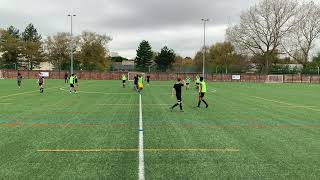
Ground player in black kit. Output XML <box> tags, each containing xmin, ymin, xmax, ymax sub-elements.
<box><xmin>171</xmin><ymin>78</ymin><xmax>186</xmax><ymax>112</ymax></box>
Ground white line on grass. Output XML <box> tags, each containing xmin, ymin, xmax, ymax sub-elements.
<box><xmin>0</xmin><ymin>86</ymin><xmax>59</xmax><ymax>99</ymax></box>
<box><xmin>138</xmin><ymin>93</ymin><xmax>145</xmax><ymax>180</ymax></box>
<box><xmin>59</xmin><ymin>87</ymin><xmax>136</xmax><ymax>95</ymax></box>
<box><xmin>98</xmin><ymin>104</ymin><xmax>171</xmax><ymax>106</ymax></box>
<box><xmin>0</xmin><ymin>103</ymin><xmax>12</xmax><ymax>105</ymax></box>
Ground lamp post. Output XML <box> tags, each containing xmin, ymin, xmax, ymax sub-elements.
<box><xmin>68</xmin><ymin>14</ymin><xmax>76</xmax><ymax>74</ymax></box>
<box><xmin>201</xmin><ymin>18</ymin><xmax>209</xmax><ymax>78</ymax></box>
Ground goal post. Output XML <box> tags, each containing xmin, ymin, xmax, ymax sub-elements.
<box><xmin>128</xmin><ymin>72</ymin><xmax>145</xmax><ymax>81</ymax></box>
<box><xmin>266</xmin><ymin>75</ymin><xmax>284</xmax><ymax>83</ymax></box>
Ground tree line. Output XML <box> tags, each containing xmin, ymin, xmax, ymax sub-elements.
<box><xmin>2</xmin><ymin>0</ymin><xmax>320</xmax><ymax>74</ymax></box>
<box><xmin>0</xmin><ymin>24</ymin><xmax>112</xmax><ymax>71</ymax></box>
<box><xmin>226</xmin><ymin>0</ymin><xmax>320</xmax><ymax>74</ymax></box>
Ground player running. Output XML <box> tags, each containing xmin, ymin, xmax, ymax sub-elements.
<box><xmin>38</xmin><ymin>76</ymin><xmax>45</xmax><ymax>93</ymax></box>
<box><xmin>122</xmin><ymin>74</ymin><xmax>127</xmax><ymax>88</ymax></box>
<box><xmin>17</xmin><ymin>73</ymin><xmax>22</xmax><ymax>88</ymax></box>
<box><xmin>185</xmin><ymin>75</ymin><xmax>191</xmax><ymax>90</ymax></box>
<box><xmin>197</xmin><ymin>77</ymin><xmax>209</xmax><ymax>108</ymax></box>
<box><xmin>195</xmin><ymin>75</ymin><xmax>200</xmax><ymax>90</ymax></box>
<box><xmin>171</xmin><ymin>78</ymin><xmax>185</xmax><ymax>112</ymax></box>
<box><xmin>69</xmin><ymin>74</ymin><xmax>76</xmax><ymax>93</ymax></box>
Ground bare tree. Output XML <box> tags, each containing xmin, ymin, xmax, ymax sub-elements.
<box><xmin>226</xmin><ymin>0</ymin><xmax>299</xmax><ymax>73</ymax></box>
<box><xmin>281</xmin><ymin>1</ymin><xmax>320</xmax><ymax>66</ymax></box>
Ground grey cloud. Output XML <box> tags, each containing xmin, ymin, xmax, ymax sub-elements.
<box><xmin>0</xmin><ymin>0</ymin><xmax>257</xmax><ymax>58</ymax></box>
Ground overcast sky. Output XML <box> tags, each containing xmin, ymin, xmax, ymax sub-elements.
<box><xmin>1</xmin><ymin>0</ymin><xmax>261</xmax><ymax>59</ymax></box>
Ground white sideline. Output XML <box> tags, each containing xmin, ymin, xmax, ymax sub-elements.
<box><xmin>138</xmin><ymin>93</ymin><xmax>145</xmax><ymax>180</ymax></box>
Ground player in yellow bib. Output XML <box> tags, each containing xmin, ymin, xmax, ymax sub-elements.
<box><xmin>138</xmin><ymin>74</ymin><xmax>144</xmax><ymax>93</ymax></box>
<box><xmin>197</xmin><ymin>77</ymin><xmax>208</xmax><ymax>108</ymax></box>
<box><xmin>69</xmin><ymin>74</ymin><xmax>76</xmax><ymax>93</ymax></box>
<box><xmin>195</xmin><ymin>75</ymin><xmax>200</xmax><ymax>90</ymax></box>
<box><xmin>122</xmin><ymin>74</ymin><xmax>127</xmax><ymax>88</ymax></box>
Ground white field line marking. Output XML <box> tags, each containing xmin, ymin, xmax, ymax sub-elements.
<box><xmin>0</xmin><ymin>86</ymin><xmax>59</xmax><ymax>99</ymax></box>
<box><xmin>98</xmin><ymin>104</ymin><xmax>171</xmax><ymax>106</ymax></box>
<box><xmin>59</xmin><ymin>87</ymin><xmax>135</xmax><ymax>95</ymax></box>
<box><xmin>210</xmin><ymin>89</ymin><xmax>217</xmax><ymax>93</ymax></box>
<box><xmin>37</xmin><ymin>148</ymin><xmax>240</xmax><ymax>153</ymax></box>
<box><xmin>251</xmin><ymin>96</ymin><xmax>320</xmax><ymax>112</ymax></box>
<box><xmin>138</xmin><ymin>93</ymin><xmax>145</xmax><ymax>180</ymax></box>
<box><xmin>0</xmin><ymin>103</ymin><xmax>12</xmax><ymax>105</ymax></box>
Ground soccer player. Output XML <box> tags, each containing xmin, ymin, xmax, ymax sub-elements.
<box><xmin>146</xmin><ymin>75</ymin><xmax>150</xmax><ymax>85</ymax></box>
<box><xmin>17</xmin><ymin>73</ymin><xmax>22</xmax><ymax>88</ymax></box>
<box><xmin>74</xmin><ymin>74</ymin><xmax>79</xmax><ymax>91</ymax></box>
<box><xmin>133</xmin><ymin>75</ymin><xmax>138</xmax><ymax>91</ymax></box>
<box><xmin>137</xmin><ymin>74</ymin><xmax>144</xmax><ymax>93</ymax></box>
<box><xmin>122</xmin><ymin>74</ymin><xmax>127</xmax><ymax>88</ymax></box>
<box><xmin>195</xmin><ymin>75</ymin><xmax>200</xmax><ymax>90</ymax></box>
<box><xmin>171</xmin><ymin>78</ymin><xmax>185</xmax><ymax>112</ymax></box>
<box><xmin>64</xmin><ymin>73</ymin><xmax>69</xmax><ymax>83</ymax></box>
<box><xmin>197</xmin><ymin>77</ymin><xmax>209</xmax><ymax>108</ymax></box>
<box><xmin>185</xmin><ymin>75</ymin><xmax>191</xmax><ymax>90</ymax></box>
<box><xmin>38</xmin><ymin>76</ymin><xmax>45</xmax><ymax>93</ymax></box>
<box><xmin>69</xmin><ymin>74</ymin><xmax>76</xmax><ymax>93</ymax></box>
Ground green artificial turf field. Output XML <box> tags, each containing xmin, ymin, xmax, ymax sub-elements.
<box><xmin>0</xmin><ymin>79</ymin><xmax>319</xmax><ymax>179</ymax></box>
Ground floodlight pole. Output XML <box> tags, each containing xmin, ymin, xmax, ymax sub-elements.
<box><xmin>68</xmin><ymin>14</ymin><xmax>76</xmax><ymax>74</ymax></box>
<box><xmin>201</xmin><ymin>18</ymin><xmax>209</xmax><ymax>78</ymax></box>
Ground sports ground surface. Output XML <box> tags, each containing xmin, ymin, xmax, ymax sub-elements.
<box><xmin>0</xmin><ymin>79</ymin><xmax>319</xmax><ymax>179</ymax></box>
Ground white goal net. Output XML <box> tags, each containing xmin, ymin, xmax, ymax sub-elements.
<box><xmin>266</xmin><ymin>75</ymin><xmax>284</xmax><ymax>83</ymax></box>
<box><xmin>128</xmin><ymin>72</ymin><xmax>145</xmax><ymax>81</ymax></box>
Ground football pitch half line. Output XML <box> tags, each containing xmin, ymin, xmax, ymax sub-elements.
<box><xmin>138</xmin><ymin>93</ymin><xmax>145</xmax><ymax>180</ymax></box>
<box><xmin>37</xmin><ymin>148</ymin><xmax>240</xmax><ymax>153</ymax></box>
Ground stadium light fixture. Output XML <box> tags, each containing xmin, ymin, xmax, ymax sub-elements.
<box><xmin>201</xmin><ymin>18</ymin><xmax>209</xmax><ymax>78</ymax></box>
<box><xmin>68</xmin><ymin>14</ymin><xmax>76</xmax><ymax>74</ymax></box>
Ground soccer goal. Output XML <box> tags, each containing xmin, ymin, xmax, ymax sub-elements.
<box><xmin>128</xmin><ymin>72</ymin><xmax>145</xmax><ymax>81</ymax></box>
<box><xmin>266</xmin><ymin>75</ymin><xmax>284</xmax><ymax>83</ymax></box>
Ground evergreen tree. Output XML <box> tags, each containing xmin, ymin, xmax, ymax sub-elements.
<box><xmin>21</xmin><ymin>23</ymin><xmax>44</xmax><ymax>70</ymax></box>
<box><xmin>135</xmin><ymin>40</ymin><xmax>153</xmax><ymax>72</ymax></box>
<box><xmin>154</xmin><ymin>46</ymin><xmax>176</xmax><ymax>72</ymax></box>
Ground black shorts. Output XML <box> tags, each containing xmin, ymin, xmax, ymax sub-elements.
<box><xmin>123</xmin><ymin>80</ymin><xmax>126</xmax><ymax>83</ymax></box>
<box><xmin>70</xmin><ymin>84</ymin><xmax>75</xmax><ymax>88</ymax></box>
<box><xmin>39</xmin><ymin>83</ymin><xmax>43</xmax><ymax>86</ymax></box>
<box><xmin>176</xmin><ymin>94</ymin><xmax>182</xmax><ymax>102</ymax></box>
<box><xmin>186</xmin><ymin>83</ymin><xmax>190</xmax><ymax>85</ymax></box>
<box><xmin>199</xmin><ymin>92</ymin><xmax>205</xmax><ymax>98</ymax></box>
<box><xmin>196</xmin><ymin>83</ymin><xmax>200</xmax><ymax>85</ymax></box>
